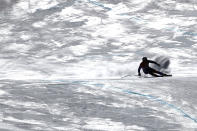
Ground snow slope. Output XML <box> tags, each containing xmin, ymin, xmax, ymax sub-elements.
<box><xmin>0</xmin><ymin>0</ymin><xmax>197</xmax><ymax>130</ymax></box>
<box><xmin>0</xmin><ymin>0</ymin><xmax>197</xmax><ymax>79</ymax></box>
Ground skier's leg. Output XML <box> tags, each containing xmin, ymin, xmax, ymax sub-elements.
<box><xmin>150</xmin><ymin>68</ymin><xmax>167</xmax><ymax>76</ymax></box>
<box><xmin>155</xmin><ymin>70</ymin><xmax>167</xmax><ymax>76</ymax></box>
<box><xmin>147</xmin><ymin>68</ymin><xmax>160</xmax><ymax>77</ymax></box>
<box><xmin>149</xmin><ymin>72</ymin><xmax>160</xmax><ymax>77</ymax></box>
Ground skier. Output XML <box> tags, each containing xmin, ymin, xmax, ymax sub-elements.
<box><xmin>138</xmin><ymin>57</ymin><xmax>170</xmax><ymax>77</ymax></box>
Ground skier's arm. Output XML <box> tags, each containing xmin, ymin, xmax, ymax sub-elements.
<box><xmin>138</xmin><ymin>64</ymin><xmax>142</xmax><ymax>76</ymax></box>
<box><xmin>149</xmin><ymin>60</ymin><xmax>160</xmax><ymax>66</ymax></box>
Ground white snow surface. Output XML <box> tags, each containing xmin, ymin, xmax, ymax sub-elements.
<box><xmin>0</xmin><ymin>0</ymin><xmax>197</xmax><ymax>130</ymax></box>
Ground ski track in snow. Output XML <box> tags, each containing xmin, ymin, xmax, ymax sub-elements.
<box><xmin>123</xmin><ymin>90</ymin><xmax>197</xmax><ymax>123</ymax></box>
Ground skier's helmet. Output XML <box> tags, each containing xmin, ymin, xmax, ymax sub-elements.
<box><xmin>142</xmin><ymin>57</ymin><xmax>147</xmax><ymax>61</ymax></box>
